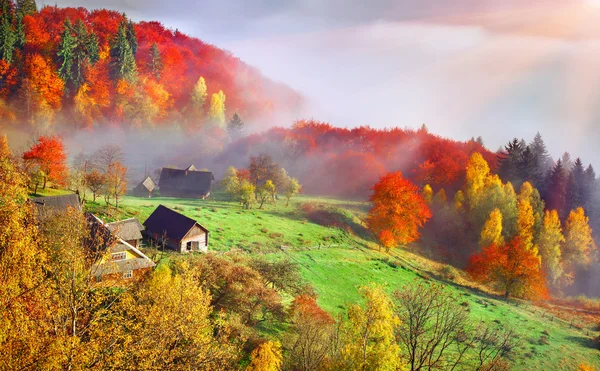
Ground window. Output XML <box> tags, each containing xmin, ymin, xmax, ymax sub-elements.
<box><xmin>186</xmin><ymin>241</ymin><xmax>192</xmax><ymax>251</ymax></box>
<box><xmin>123</xmin><ymin>270</ymin><xmax>133</xmax><ymax>279</ymax></box>
<box><xmin>112</xmin><ymin>252</ymin><xmax>127</xmax><ymax>261</ymax></box>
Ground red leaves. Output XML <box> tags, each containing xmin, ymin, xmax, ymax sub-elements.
<box><xmin>22</xmin><ymin>135</ymin><xmax>68</xmax><ymax>186</ymax></box>
<box><xmin>468</xmin><ymin>237</ymin><xmax>549</xmax><ymax>300</ymax></box>
<box><xmin>367</xmin><ymin>172</ymin><xmax>432</xmax><ymax>248</ymax></box>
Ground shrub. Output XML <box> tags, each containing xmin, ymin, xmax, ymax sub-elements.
<box><xmin>439</xmin><ymin>265</ymin><xmax>459</xmax><ymax>281</ymax></box>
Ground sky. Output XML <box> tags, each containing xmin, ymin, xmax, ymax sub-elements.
<box><xmin>52</xmin><ymin>0</ymin><xmax>600</xmax><ymax>165</ymax></box>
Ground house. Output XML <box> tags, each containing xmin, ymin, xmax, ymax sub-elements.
<box><xmin>32</xmin><ymin>194</ymin><xmax>81</xmax><ymax>220</ymax></box>
<box><xmin>87</xmin><ymin>213</ymin><xmax>155</xmax><ymax>281</ymax></box>
<box><xmin>158</xmin><ymin>166</ymin><xmax>214</xmax><ymax>199</ymax></box>
<box><xmin>106</xmin><ymin>218</ymin><xmax>145</xmax><ymax>247</ymax></box>
<box><xmin>144</xmin><ymin>205</ymin><xmax>209</xmax><ymax>253</ymax></box>
<box><xmin>132</xmin><ymin>176</ymin><xmax>156</xmax><ymax>198</ymax></box>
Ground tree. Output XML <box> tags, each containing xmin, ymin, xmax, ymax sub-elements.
<box><xmin>563</xmin><ymin>208</ymin><xmax>596</xmax><ymax>275</ymax></box>
<box><xmin>147</xmin><ymin>42</ymin><xmax>163</xmax><ymax>79</ymax></box>
<box><xmin>208</xmin><ymin>90</ymin><xmax>226</xmax><ymax>126</ymax></box>
<box><xmin>517</xmin><ymin>199</ymin><xmax>536</xmax><ymax>254</ymax></box>
<box><xmin>92</xmin><ymin>144</ymin><xmax>124</xmax><ymax>173</ymax></box>
<box><xmin>336</xmin><ymin>285</ymin><xmax>403</xmax><ymax>370</ymax></box>
<box><xmin>109</xmin><ymin>19</ymin><xmax>137</xmax><ymax>82</ymax></box>
<box><xmin>126</xmin><ymin>20</ymin><xmax>137</xmax><ymax>55</ymax></box>
<box><xmin>190</xmin><ymin>76</ymin><xmax>207</xmax><ymax>120</ymax></box>
<box><xmin>480</xmin><ymin>208</ymin><xmax>504</xmax><ymax>248</ymax></box>
<box><xmin>468</xmin><ymin>237</ymin><xmax>548</xmax><ymax>300</ymax></box>
<box><xmin>84</xmin><ymin>169</ymin><xmax>105</xmax><ymax>202</ymax></box>
<box><xmin>465</xmin><ymin>152</ymin><xmax>490</xmax><ymax>208</ymax></box>
<box><xmin>105</xmin><ymin>162</ymin><xmax>127</xmax><ymax>208</ymax></box>
<box><xmin>16</xmin><ymin>0</ymin><xmax>36</xmax><ymax>17</ymax></box>
<box><xmin>566</xmin><ymin>158</ymin><xmax>586</xmax><ymax>212</ymax></box>
<box><xmin>249</xmin><ymin>153</ymin><xmax>280</xmax><ymax>188</ymax></box>
<box><xmin>423</xmin><ymin>184</ymin><xmax>433</xmax><ymax>204</ymax></box>
<box><xmin>284</xmin><ymin>177</ymin><xmax>301</xmax><ymax>207</ymax></box>
<box><xmin>57</xmin><ymin>19</ymin><xmax>76</xmax><ymax>89</ymax></box>
<box><xmin>538</xmin><ymin>210</ymin><xmax>564</xmax><ymax>289</ymax></box>
<box><xmin>0</xmin><ymin>5</ymin><xmax>16</xmax><ymax>63</ymax></box>
<box><xmin>530</xmin><ymin>132</ymin><xmax>551</xmax><ymax>183</ymax></box>
<box><xmin>454</xmin><ymin>190</ymin><xmax>465</xmax><ymax>211</ymax></box>
<box><xmin>221</xmin><ymin>166</ymin><xmax>241</xmax><ymax>201</ymax></box>
<box><xmin>239</xmin><ymin>179</ymin><xmax>256</xmax><ymax>209</ymax></box>
<box><xmin>227</xmin><ymin>112</ymin><xmax>246</xmax><ymax>141</ymax></box>
<box><xmin>367</xmin><ymin>172</ymin><xmax>431</xmax><ymax>249</ymax></box>
<box><xmin>257</xmin><ymin>180</ymin><xmax>275</xmax><ymax>209</ymax></box>
<box><xmin>546</xmin><ymin>159</ymin><xmax>568</xmax><ymax>219</ymax></box>
<box><xmin>247</xmin><ymin>341</ymin><xmax>283</xmax><ymax>371</ymax></box>
<box><xmin>23</xmin><ymin>135</ymin><xmax>68</xmax><ymax>188</ymax></box>
<box><xmin>497</xmin><ymin>138</ymin><xmax>525</xmax><ymax>187</ymax></box>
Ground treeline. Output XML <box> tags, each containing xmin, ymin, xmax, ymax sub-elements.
<box><xmin>0</xmin><ymin>1</ymin><xmax>299</xmax><ymax>130</ymax></box>
<box><xmin>1</xmin><ymin>135</ymin><xmax>521</xmax><ymax>370</ymax></box>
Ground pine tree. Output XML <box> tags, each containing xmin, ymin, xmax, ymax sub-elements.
<box><xmin>110</xmin><ymin>20</ymin><xmax>137</xmax><ymax>82</ymax></box>
<box><xmin>566</xmin><ymin>158</ymin><xmax>585</xmax><ymax>212</ymax></box>
<box><xmin>546</xmin><ymin>159</ymin><xmax>568</xmax><ymax>219</ymax></box>
<box><xmin>529</xmin><ymin>132</ymin><xmax>552</xmax><ymax>190</ymax></box>
<box><xmin>0</xmin><ymin>3</ymin><xmax>16</xmax><ymax>63</ymax></box>
<box><xmin>16</xmin><ymin>0</ymin><xmax>36</xmax><ymax>17</ymax></box>
<box><xmin>15</xmin><ymin>13</ymin><xmax>24</xmax><ymax>48</ymax></box>
<box><xmin>57</xmin><ymin>19</ymin><xmax>76</xmax><ymax>86</ymax></box>
<box><xmin>126</xmin><ymin>20</ymin><xmax>137</xmax><ymax>55</ymax></box>
<box><xmin>227</xmin><ymin>112</ymin><xmax>246</xmax><ymax>141</ymax></box>
<box><xmin>147</xmin><ymin>42</ymin><xmax>163</xmax><ymax>79</ymax></box>
<box><xmin>518</xmin><ymin>146</ymin><xmax>542</xmax><ymax>186</ymax></box>
<box><xmin>497</xmin><ymin>138</ymin><xmax>525</xmax><ymax>187</ymax></box>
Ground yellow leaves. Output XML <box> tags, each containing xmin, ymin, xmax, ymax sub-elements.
<box><xmin>480</xmin><ymin>208</ymin><xmax>504</xmax><ymax>248</ymax></box>
<box><xmin>423</xmin><ymin>184</ymin><xmax>433</xmax><ymax>204</ymax></box>
<box><xmin>247</xmin><ymin>341</ymin><xmax>283</xmax><ymax>371</ymax></box>
<box><xmin>564</xmin><ymin>207</ymin><xmax>597</xmax><ymax>269</ymax></box>
<box><xmin>465</xmin><ymin>152</ymin><xmax>490</xmax><ymax>207</ymax></box>
<box><xmin>538</xmin><ymin>210</ymin><xmax>564</xmax><ymax>287</ymax></box>
<box><xmin>208</xmin><ymin>90</ymin><xmax>226</xmax><ymax>126</ymax></box>
<box><xmin>517</xmin><ymin>199</ymin><xmax>536</xmax><ymax>254</ymax></box>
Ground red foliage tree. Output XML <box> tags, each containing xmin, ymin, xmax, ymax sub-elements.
<box><xmin>367</xmin><ymin>171</ymin><xmax>432</xmax><ymax>249</ymax></box>
<box><xmin>468</xmin><ymin>237</ymin><xmax>549</xmax><ymax>300</ymax></box>
<box><xmin>22</xmin><ymin>135</ymin><xmax>68</xmax><ymax>188</ymax></box>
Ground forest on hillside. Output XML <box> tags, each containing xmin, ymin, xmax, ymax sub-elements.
<box><xmin>0</xmin><ymin>0</ymin><xmax>301</xmax><ymax>132</ymax></box>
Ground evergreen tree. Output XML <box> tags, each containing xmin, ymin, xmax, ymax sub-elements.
<box><xmin>566</xmin><ymin>158</ymin><xmax>585</xmax><ymax>212</ymax></box>
<box><xmin>57</xmin><ymin>19</ymin><xmax>76</xmax><ymax>85</ymax></box>
<box><xmin>16</xmin><ymin>0</ymin><xmax>36</xmax><ymax>17</ymax></box>
<box><xmin>126</xmin><ymin>20</ymin><xmax>137</xmax><ymax>55</ymax></box>
<box><xmin>109</xmin><ymin>20</ymin><xmax>137</xmax><ymax>82</ymax></box>
<box><xmin>561</xmin><ymin>152</ymin><xmax>573</xmax><ymax>172</ymax></box>
<box><xmin>518</xmin><ymin>146</ymin><xmax>542</xmax><ymax>186</ymax></box>
<box><xmin>529</xmin><ymin>132</ymin><xmax>552</xmax><ymax>189</ymax></box>
<box><xmin>0</xmin><ymin>1</ymin><xmax>16</xmax><ymax>63</ymax></box>
<box><xmin>15</xmin><ymin>13</ymin><xmax>24</xmax><ymax>48</ymax></box>
<box><xmin>227</xmin><ymin>112</ymin><xmax>246</xmax><ymax>141</ymax></box>
<box><xmin>147</xmin><ymin>42</ymin><xmax>163</xmax><ymax>79</ymax></box>
<box><xmin>475</xmin><ymin>136</ymin><xmax>484</xmax><ymax>146</ymax></box>
<box><xmin>546</xmin><ymin>159</ymin><xmax>568</xmax><ymax>219</ymax></box>
<box><xmin>497</xmin><ymin>138</ymin><xmax>525</xmax><ymax>187</ymax></box>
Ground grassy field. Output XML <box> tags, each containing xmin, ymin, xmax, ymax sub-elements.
<box><xmin>84</xmin><ymin>193</ymin><xmax>600</xmax><ymax>370</ymax></box>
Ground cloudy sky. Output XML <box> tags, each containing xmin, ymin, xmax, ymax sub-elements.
<box><xmin>53</xmin><ymin>0</ymin><xmax>600</xmax><ymax>164</ymax></box>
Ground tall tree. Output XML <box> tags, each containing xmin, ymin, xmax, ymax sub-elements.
<box><xmin>367</xmin><ymin>171</ymin><xmax>431</xmax><ymax>249</ymax></box>
<box><xmin>0</xmin><ymin>2</ymin><xmax>16</xmax><ymax>63</ymax></box>
<box><xmin>16</xmin><ymin>0</ymin><xmax>36</xmax><ymax>17</ymax></box>
<box><xmin>563</xmin><ymin>207</ymin><xmax>596</xmax><ymax>275</ymax></box>
<box><xmin>566</xmin><ymin>158</ymin><xmax>586</xmax><ymax>212</ymax></box>
<box><xmin>517</xmin><ymin>198</ymin><xmax>537</xmax><ymax>254</ymax></box>
<box><xmin>538</xmin><ymin>210</ymin><xmax>564</xmax><ymax>289</ymax></box>
<box><xmin>465</xmin><ymin>152</ymin><xmax>490</xmax><ymax>209</ymax></box>
<box><xmin>147</xmin><ymin>42</ymin><xmax>163</xmax><ymax>79</ymax></box>
<box><xmin>22</xmin><ymin>135</ymin><xmax>68</xmax><ymax>188</ymax></box>
<box><xmin>57</xmin><ymin>19</ymin><xmax>76</xmax><ymax>88</ymax></box>
<box><xmin>109</xmin><ymin>19</ymin><xmax>137</xmax><ymax>82</ymax></box>
<box><xmin>546</xmin><ymin>159</ymin><xmax>568</xmax><ymax>219</ymax></box>
<box><xmin>126</xmin><ymin>20</ymin><xmax>137</xmax><ymax>55</ymax></box>
<box><xmin>480</xmin><ymin>208</ymin><xmax>504</xmax><ymax>248</ymax></box>
<box><xmin>208</xmin><ymin>90</ymin><xmax>226</xmax><ymax>126</ymax></box>
<box><xmin>497</xmin><ymin>138</ymin><xmax>525</xmax><ymax>186</ymax></box>
<box><xmin>530</xmin><ymin>132</ymin><xmax>551</xmax><ymax>177</ymax></box>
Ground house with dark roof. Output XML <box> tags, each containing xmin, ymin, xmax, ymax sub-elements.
<box><xmin>158</xmin><ymin>166</ymin><xmax>214</xmax><ymax>199</ymax></box>
<box><xmin>144</xmin><ymin>205</ymin><xmax>209</xmax><ymax>253</ymax></box>
<box><xmin>87</xmin><ymin>213</ymin><xmax>155</xmax><ymax>282</ymax></box>
<box><xmin>106</xmin><ymin>218</ymin><xmax>145</xmax><ymax>247</ymax></box>
<box><xmin>32</xmin><ymin>194</ymin><xmax>81</xmax><ymax>220</ymax></box>
<box><xmin>132</xmin><ymin>176</ymin><xmax>156</xmax><ymax>198</ymax></box>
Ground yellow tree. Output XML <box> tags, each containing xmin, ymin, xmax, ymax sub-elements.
<box><xmin>190</xmin><ymin>76</ymin><xmax>207</xmax><ymax>121</ymax></box>
<box><xmin>518</xmin><ymin>182</ymin><xmax>545</xmax><ymax>243</ymax></box>
<box><xmin>433</xmin><ymin>188</ymin><xmax>447</xmax><ymax>205</ymax></box>
<box><xmin>517</xmin><ymin>199</ymin><xmax>537</xmax><ymax>255</ymax></box>
<box><xmin>247</xmin><ymin>341</ymin><xmax>283</xmax><ymax>371</ymax></box>
<box><xmin>423</xmin><ymin>184</ymin><xmax>433</xmax><ymax>204</ymax></box>
<box><xmin>337</xmin><ymin>285</ymin><xmax>403</xmax><ymax>370</ymax></box>
<box><xmin>563</xmin><ymin>208</ymin><xmax>596</xmax><ymax>276</ymax></box>
<box><xmin>538</xmin><ymin>210</ymin><xmax>564</xmax><ymax>288</ymax></box>
<box><xmin>208</xmin><ymin>90</ymin><xmax>226</xmax><ymax>126</ymax></box>
<box><xmin>454</xmin><ymin>190</ymin><xmax>465</xmax><ymax>211</ymax></box>
<box><xmin>480</xmin><ymin>208</ymin><xmax>504</xmax><ymax>248</ymax></box>
<box><xmin>465</xmin><ymin>152</ymin><xmax>490</xmax><ymax>208</ymax></box>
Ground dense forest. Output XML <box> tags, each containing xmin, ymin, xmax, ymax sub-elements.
<box><xmin>0</xmin><ymin>0</ymin><xmax>301</xmax><ymax>131</ymax></box>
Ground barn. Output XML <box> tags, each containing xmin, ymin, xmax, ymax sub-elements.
<box><xmin>143</xmin><ymin>205</ymin><xmax>209</xmax><ymax>253</ymax></box>
<box><xmin>132</xmin><ymin>176</ymin><xmax>156</xmax><ymax>198</ymax></box>
<box><xmin>158</xmin><ymin>166</ymin><xmax>214</xmax><ymax>199</ymax></box>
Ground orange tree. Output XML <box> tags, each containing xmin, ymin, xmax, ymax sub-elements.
<box><xmin>367</xmin><ymin>171</ymin><xmax>431</xmax><ymax>249</ymax></box>
<box><xmin>468</xmin><ymin>237</ymin><xmax>549</xmax><ymax>300</ymax></box>
<box><xmin>22</xmin><ymin>135</ymin><xmax>68</xmax><ymax>189</ymax></box>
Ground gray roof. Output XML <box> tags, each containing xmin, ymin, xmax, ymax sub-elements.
<box><xmin>106</xmin><ymin>218</ymin><xmax>144</xmax><ymax>242</ymax></box>
<box><xmin>92</xmin><ymin>257</ymin><xmax>155</xmax><ymax>276</ymax></box>
<box><xmin>32</xmin><ymin>194</ymin><xmax>81</xmax><ymax>220</ymax></box>
<box><xmin>158</xmin><ymin>167</ymin><xmax>214</xmax><ymax>196</ymax></box>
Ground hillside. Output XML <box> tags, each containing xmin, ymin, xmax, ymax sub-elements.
<box><xmin>0</xmin><ymin>3</ymin><xmax>302</xmax><ymax>130</ymax></box>
<box><xmin>87</xmin><ymin>193</ymin><xmax>600</xmax><ymax>370</ymax></box>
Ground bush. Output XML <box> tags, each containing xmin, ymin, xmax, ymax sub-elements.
<box><xmin>439</xmin><ymin>265</ymin><xmax>460</xmax><ymax>281</ymax></box>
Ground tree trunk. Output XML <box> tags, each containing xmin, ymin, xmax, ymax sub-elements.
<box><xmin>42</xmin><ymin>175</ymin><xmax>47</xmax><ymax>189</ymax></box>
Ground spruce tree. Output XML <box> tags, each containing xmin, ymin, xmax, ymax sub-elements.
<box><xmin>126</xmin><ymin>20</ymin><xmax>137</xmax><ymax>55</ymax></box>
<box><xmin>16</xmin><ymin>0</ymin><xmax>36</xmax><ymax>17</ymax></box>
<box><xmin>227</xmin><ymin>113</ymin><xmax>246</xmax><ymax>141</ymax></box>
<box><xmin>109</xmin><ymin>20</ymin><xmax>137</xmax><ymax>82</ymax></box>
<box><xmin>0</xmin><ymin>9</ymin><xmax>16</xmax><ymax>63</ymax></box>
<box><xmin>147</xmin><ymin>42</ymin><xmax>163</xmax><ymax>79</ymax></box>
<box><xmin>518</xmin><ymin>146</ymin><xmax>542</xmax><ymax>186</ymax></box>
<box><xmin>57</xmin><ymin>19</ymin><xmax>76</xmax><ymax>90</ymax></box>
<box><xmin>15</xmin><ymin>13</ymin><xmax>24</xmax><ymax>48</ymax></box>
<box><xmin>498</xmin><ymin>138</ymin><xmax>525</xmax><ymax>187</ymax></box>
<box><xmin>0</xmin><ymin>0</ymin><xmax>14</xmax><ymax>25</ymax></box>
<box><xmin>546</xmin><ymin>159</ymin><xmax>568</xmax><ymax>219</ymax></box>
<box><xmin>529</xmin><ymin>132</ymin><xmax>551</xmax><ymax>188</ymax></box>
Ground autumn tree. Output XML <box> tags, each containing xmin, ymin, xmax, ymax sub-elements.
<box><xmin>538</xmin><ymin>210</ymin><xmax>564</xmax><ymax>289</ymax></box>
<box><xmin>468</xmin><ymin>237</ymin><xmax>548</xmax><ymax>300</ymax></box>
<box><xmin>208</xmin><ymin>90</ymin><xmax>226</xmax><ymax>126</ymax></box>
<box><xmin>247</xmin><ymin>341</ymin><xmax>283</xmax><ymax>371</ymax></box>
<box><xmin>480</xmin><ymin>208</ymin><xmax>504</xmax><ymax>248</ymax></box>
<box><xmin>92</xmin><ymin>144</ymin><xmax>124</xmax><ymax>173</ymax></box>
<box><xmin>105</xmin><ymin>161</ymin><xmax>127</xmax><ymax>208</ymax></box>
<box><xmin>23</xmin><ymin>135</ymin><xmax>68</xmax><ymax>188</ymax></box>
<box><xmin>284</xmin><ymin>176</ymin><xmax>301</xmax><ymax>207</ymax></box>
<box><xmin>516</xmin><ymin>198</ymin><xmax>536</xmax><ymax>254</ymax></box>
<box><xmin>257</xmin><ymin>180</ymin><xmax>275</xmax><ymax>209</ymax></box>
<box><xmin>240</xmin><ymin>179</ymin><xmax>256</xmax><ymax>209</ymax></box>
<box><xmin>189</xmin><ymin>75</ymin><xmax>207</xmax><ymax>121</ymax></box>
<box><xmin>423</xmin><ymin>184</ymin><xmax>433</xmax><ymax>204</ymax></box>
<box><xmin>563</xmin><ymin>207</ymin><xmax>596</xmax><ymax>277</ymax></box>
<box><xmin>85</xmin><ymin>169</ymin><xmax>105</xmax><ymax>202</ymax></box>
<box><xmin>367</xmin><ymin>171</ymin><xmax>431</xmax><ymax>249</ymax></box>
<box><xmin>465</xmin><ymin>152</ymin><xmax>490</xmax><ymax>208</ymax></box>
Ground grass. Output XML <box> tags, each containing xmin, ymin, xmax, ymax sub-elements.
<box><xmin>85</xmin><ymin>192</ymin><xmax>600</xmax><ymax>370</ymax></box>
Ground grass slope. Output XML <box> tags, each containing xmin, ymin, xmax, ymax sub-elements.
<box><xmin>86</xmin><ymin>193</ymin><xmax>600</xmax><ymax>370</ymax></box>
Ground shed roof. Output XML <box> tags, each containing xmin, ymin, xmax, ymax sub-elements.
<box><xmin>143</xmin><ymin>205</ymin><xmax>209</xmax><ymax>241</ymax></box>
<box><xmin>106</xmin><ymin>218</ymin><xmax>144</xmax><ymax>242</ymax></box>
<box><xmin>138</xmin><ymin>176</ymin><xmax>156</xmax><ymax>192</ymax></box>
<box><xmin>32</xmin><ymin>194</ymin><xmax>81</xmax><ymax>220</ymax></box>
<box><xmin>158</xmin><ymin>167</ymin><xmax>214</xmax><ymax>195</ymax></box>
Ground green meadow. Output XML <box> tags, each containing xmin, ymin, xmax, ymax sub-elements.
<box><xmin>85</xmin><ymin>192</ymin><xmax>600</xmax><ymax>370</ymax></box>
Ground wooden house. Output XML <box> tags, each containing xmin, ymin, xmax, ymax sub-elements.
<box><xmin>32</xmin><ymin>194</ymin><xmax>81</xmax><ymax>220</ymax></box>
<box><xmin>106</xmin><ymin>218</ymin><xmax>145</xmax><ymax>247</ymax></box>
<box><xmin>158</xmin><ymin>166</ymin><xmax>214</xmax><ymax>199</ymax></box>
<box><xmin>87</xmin><ymin>214</ymin><xmax>155</xmax><ymax>282</ymax></box>
<box><xmin>143</xmin><ymin>205</ymin><xmax>209</xmax><ymax>253</ymax></box>
<box><xmin>132</xmin><ymin>176</ymin><xmax>156</xmax><ymax>198</ymax></box>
